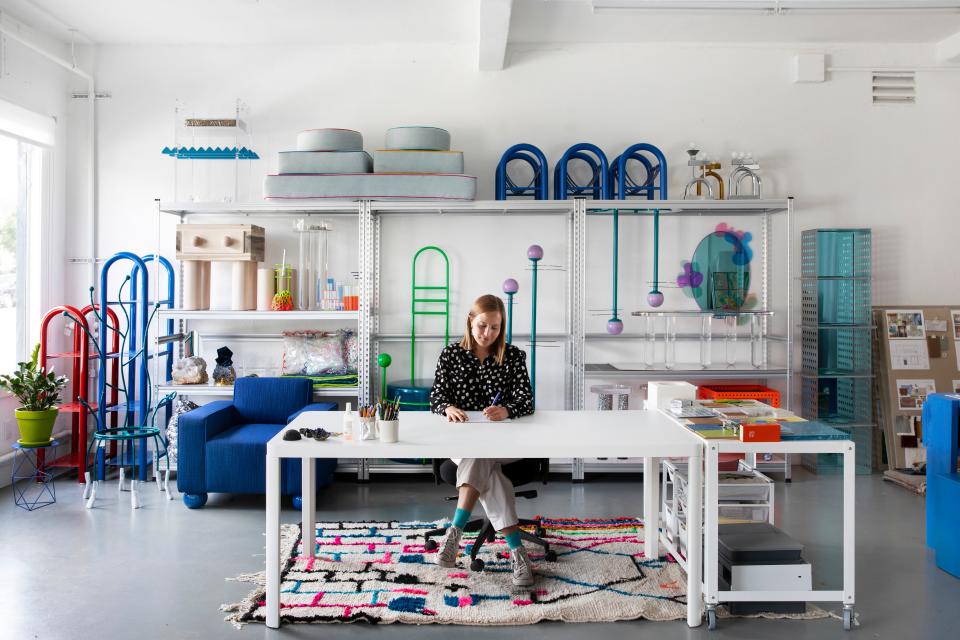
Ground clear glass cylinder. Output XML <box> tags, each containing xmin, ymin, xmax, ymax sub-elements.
<box><xmin>644</xmin><ymin>315</ymin><xmax>656</xmax><ymax>367</ymax></box>
<box><xmin>295</xmin><ymin>219</ymin><xmax>329</xmax><ymax>311</ymax></box>
<box><xmin>664</xmin><ymin>315</ymin><xmax>677</xmax><ymax>370</ymax></box>
<box><xmin>724</xmin><ymin>315</ymin><xmax>738</xmax><ymax>366</ymax></box>
<box><xmin>700</xmin><ymin>314</ymin><xmax>712</xmax><ymax>368</ymax></box>
<box><xmin>750</xmin><ymin>314</ymin><xmax>763</xmax><ymax>368</ymax></box>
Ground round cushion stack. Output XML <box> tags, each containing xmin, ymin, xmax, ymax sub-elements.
<box><xmin>264</xmin><ymin>126</ymin><xmax>475</xmax><ymax>201</ymax></box>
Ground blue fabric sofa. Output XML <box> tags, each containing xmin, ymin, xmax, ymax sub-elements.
<box><xmin>177</xmin><ymin>377</ymin><xmax>337</xmax><ymax>508</ymax></box>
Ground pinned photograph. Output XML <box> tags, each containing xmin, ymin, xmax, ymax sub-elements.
<box><xmin>952</xmin><ymin>310</ymin><xmax>960</xmax><ymax>340</ymax></box>
<box><xmin>886</xmin><ymin>310</ymin><xmax>925</xmax><ymax>339</ymax></box>
<box><xmin>897</xmin><ymin>379</ymin><xmax>936</xmax><ymax>411</ymax></box>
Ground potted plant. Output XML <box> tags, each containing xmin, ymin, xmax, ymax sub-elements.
<box><xmin>0</xmin><ymin>344</ymin><xmax>68</xmax><ymax>445</ymax></box>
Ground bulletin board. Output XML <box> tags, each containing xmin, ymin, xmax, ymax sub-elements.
<box><xmin>873</xmin><ymin>306</ymin><xmax>960</xmax><ymax>470</ymax></box>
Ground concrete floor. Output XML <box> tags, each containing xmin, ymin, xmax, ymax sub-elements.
<box><xmin>0</xmin><ymin>469</ymin><xmax>954</xmax><ymax>640</ymax></box>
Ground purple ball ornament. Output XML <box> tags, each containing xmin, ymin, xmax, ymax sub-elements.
<box><xmin>502</xmin><ymin>278</ymin><xmax>519</xmax><ymax>294</ymax></box>
<box><xmin>527</xmin><ymin>244</ymin><xmax>544</xmax><ymax>261</ymax></box>
<box><xmin>647</xmin><ymin>291</ymin><xmax>664</xmax><ymax>307</ymax></box>
<box><xmin>606</xmin><ymin>318</ymin><xmax>624</xmax><ymax>335</ymax></box>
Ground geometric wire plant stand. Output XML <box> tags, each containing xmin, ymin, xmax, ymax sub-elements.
<box><xmin>11</xmin><ymin>440</ymin><xmax>59</xmax><ymax>511</ymax></box>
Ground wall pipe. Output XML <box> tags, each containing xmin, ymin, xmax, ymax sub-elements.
<box><xmin>0</xmin><ymin>20</ymin><xmax>97</xmax><ymax>293</ymax></box>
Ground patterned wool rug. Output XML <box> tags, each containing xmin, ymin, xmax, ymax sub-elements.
<box><xmin>223</xmin><ymin>517</ymin><xmax>831</xmax><ymax>627</ymax></box>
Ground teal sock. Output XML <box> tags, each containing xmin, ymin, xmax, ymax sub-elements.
<box><xmin>452</xmin><ymin>508</ymin><xmax>470</xmax><ymax>530</ymax></box>
<box><xmin>504</xmin><ymin>530</ymin><xmax>522</xmax><ymax>550</ymax></box>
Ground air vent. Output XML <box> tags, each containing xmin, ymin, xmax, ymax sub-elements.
<box><xmin>872</xmin><ymin>71</ymin><xmax>916</xmax><ymax>104</ymax></box>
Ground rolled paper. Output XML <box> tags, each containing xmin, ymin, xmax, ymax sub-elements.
<box><xmin>182</xmin><ymin>261</ymin><xmax>210</xmax><ymax>310</ymax></box>
<box><xmin>198</xmin><ymin>261</ymin><xmax>211</xmax><ymax>310</ymax></box>
<box><xmin>257</xmin><ymin>267</ymin><xmax>274</xmax><ymax>311</ymax></box>
<box><xmin>245</xmin><ymin>262</ymin><xmax>258</xmax><ymax>311</ymax></box>
<box><xmin>231</xmin><ymin>262</ymin><xmax>251</xmax><ymax>310</ymax></box>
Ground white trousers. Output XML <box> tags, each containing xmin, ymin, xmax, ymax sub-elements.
<box><xmin>452</xmin><ymin>458</ymin><xmax>521</xmax><ymax>531</ymax></box>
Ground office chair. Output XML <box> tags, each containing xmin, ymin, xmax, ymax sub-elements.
<box><xmin>423</xmin><ymin>458</ymin><xmax>558</xmax><ymax>571</ymax></box>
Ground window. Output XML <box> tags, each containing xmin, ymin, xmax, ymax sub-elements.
<box><xmin>0</xmin><ymin>104</ymin><xmax>49</xmax><ymax>371</ymax></box>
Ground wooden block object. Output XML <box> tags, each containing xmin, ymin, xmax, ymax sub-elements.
<box><xmin>176</xmin><ymin>224</ymin><xmax>265</xmax><ymax>262</ymax></box>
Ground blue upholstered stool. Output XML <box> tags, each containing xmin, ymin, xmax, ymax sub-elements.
<box><xmin>923</xmin><ymin>394</ymin><xmax>960</xmax><ymax>578</ymax></box>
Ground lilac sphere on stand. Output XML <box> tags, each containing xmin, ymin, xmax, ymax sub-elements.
<box><xmin>607</xmin><ymin>318</ymin><xmax>624</xmax><ymax>335</ymax></box>
<box><xmin>502</xmin><ymin>278</ymin><xmax>519</xmax><ymax>294</ymax></box>
<box><xmin>647</xmin><ymin>291</ymin><xmax>664</xmax><ymax>307</ymax></box>
<box><xmin>527</xmin><ymin>244</ymin><xmax>544</xmax><ymax>261</ymax></box>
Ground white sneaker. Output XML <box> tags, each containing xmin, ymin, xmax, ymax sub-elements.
<box><xmin>435</xmin><ymin>526</ymin><xmax>462</xmax><ymax>568</ymax></box>
<box><xmin>510</xmin><ymin>546</ymin><xmax>535</xmax><ymax>587</ymax></box>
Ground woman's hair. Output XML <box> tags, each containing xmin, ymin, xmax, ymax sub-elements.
<box><xmin>459</xmin><ymin>294</ymin><xmax>507</xmax><ymax>365</ymax></box>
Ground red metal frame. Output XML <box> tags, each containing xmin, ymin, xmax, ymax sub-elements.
<box><xmin>37</xmin><ymin>304</ymin><xmax>120</xmax><ymax>483</ymax></box>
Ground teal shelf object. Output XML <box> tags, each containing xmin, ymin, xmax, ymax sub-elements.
<box><xmin>800</xmin><ymin>228</ymin><xmax>873</xmax><ymax>475</ymax></box>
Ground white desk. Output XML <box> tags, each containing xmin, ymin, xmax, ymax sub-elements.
<box><xmin>266</xmin><ymin>409</ymin><xmax>704</xmax><ymax>629</ymax></box>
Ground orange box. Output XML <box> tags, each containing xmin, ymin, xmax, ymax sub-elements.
<box><xmin>697</xmin><ymin>384</ymin><xmax>781</xmax><ymax>408</ymax></box>
<box><xmin>739</xmin><ymin>422</ymin><xmax>781</xmax><ymax>442</ymax></box>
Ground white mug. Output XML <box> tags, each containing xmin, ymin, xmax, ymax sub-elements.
<box><xmin>378</xmin><ymin>419</ymin><xmax>399</xmax><ymax>443</ymax></box>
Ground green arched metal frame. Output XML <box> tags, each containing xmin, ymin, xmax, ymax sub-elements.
<box><xmin>411</xmin><ymin>246</ymin><xmax>451</xmax><ymax>383</ymax></box>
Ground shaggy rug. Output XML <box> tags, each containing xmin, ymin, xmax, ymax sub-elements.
<box><xmin>223</xmin><ymin>517</ymin><xmax>833</xmax><ymax>627</ymax></box>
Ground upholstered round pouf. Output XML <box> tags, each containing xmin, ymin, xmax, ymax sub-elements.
<box><xmin>384</xmin><ymin>126</ymin><xmax>451</xmax><ymax>151</ymax></box>
<box><xmin>296</xmin><ymin>128</ymin><xmax>363</xmax><ymax>152</ymax></box>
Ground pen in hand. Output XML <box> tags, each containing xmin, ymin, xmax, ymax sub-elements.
<box><xmin>490</xmin><ymin>390</ymin><xmax>502</xmax><ymax>406</ymax></box>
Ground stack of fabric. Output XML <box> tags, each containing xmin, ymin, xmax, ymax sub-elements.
<box><xmin>264</xmin><ymin>126</ymin><xmax>476</xmax><ymax>201</ymax></box>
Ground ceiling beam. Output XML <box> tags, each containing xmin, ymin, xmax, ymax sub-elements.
<box><xmin>478</xmin><ymin>0</ymin><xmax>513</xmax><ymax>71</ymax></box>
<box><xmin>937</xmin><ymin>30</ymin><xmax>960</xmax><ymax>62</ymax></box>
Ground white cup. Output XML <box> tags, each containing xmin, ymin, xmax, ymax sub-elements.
<box><xmin>378</xmin><ymin>419</ymin><xmax>399</xmax><ymax>443</ymax></box>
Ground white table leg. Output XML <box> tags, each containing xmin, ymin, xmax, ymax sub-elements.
<box><xmin>302</xmin><ymin>456</ymin><xmax>316</xmax><ymax>559</ymax></box>
<box><xmin>843</xmin><ymin>442</ymin><xmax>856</xmax><ymax>611</ymax></box>
<box><xmin>686</xmin><ymin>449</ymin><xmax>703</xmax><ymax>627</ymax></box>
<box><xmin>643</xmin><ymin>456</ymin><xmax>660</xmax><ymax>560</ymax></box>
<box><xmin>704</xmin><ymin>443</ymin><xmax>720</xmax><ymax>611</ymax></box>
<box><xmin>266</xmin><ymin>450</ymin><xmax>281</xmax><ymax>628</ymax></box>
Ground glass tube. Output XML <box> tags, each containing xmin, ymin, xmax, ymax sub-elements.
<box><xmin>644</xmin><ymin>315</ymin><xmax>656</xmax><ymax>367</ymax></box>
<box><xmin>724</xmin><ymin>315</ymin><xmax>738</xmax><ymax>366</ymax></box>
<box><xmin>700</xmin><ymin>314</ymin><xmax>712</xmax><ymax>368</ymax></box>
<box><xmin>750</xmin><ymin>314</ymin><xmax>763</xmax><ymax>368</ymax></box>
<box><xmin>296</xmin><ymin>219</ymin><xmax>314</xmax><ymax>312</ymax></box>
<box><xmin>664</xmin><ymin>315</ymin><xmax>677</xmax><ymax>370</ymax></box>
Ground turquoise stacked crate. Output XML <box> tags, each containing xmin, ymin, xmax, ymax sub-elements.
<box><xmin>800</xmin><ymin>229</ymin><xmax>873</xmax><ymax>475</ymax></box>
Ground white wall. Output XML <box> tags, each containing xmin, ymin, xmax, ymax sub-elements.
<box><xmin>0</xmin><ymin>19</ymin><xmax>74</xmax><ymax>474</ymax></box>
<box><xmin>60</xmin><ymin>40</ymin><xmax>960</xmax><ymax>417</ymax></box>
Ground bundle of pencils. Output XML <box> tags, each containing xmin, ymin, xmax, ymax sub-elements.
<box><xmin>377</xmin><ymin>397</ymin><xmax>400</xmax><ymax>421</ymax></box>
<box><xmin>358</xmin><ymin>404</ymin><xmax>377</xmax><ymax>418</ymax></box>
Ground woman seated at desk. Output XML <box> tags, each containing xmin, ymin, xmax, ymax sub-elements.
<box><xmin>429</xmin><ymin>293</ymin><xmax>535</xmax><ymax>586</ymax></box>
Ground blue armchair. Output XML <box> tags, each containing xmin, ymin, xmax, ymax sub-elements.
<box><xmin>177</xmin><ymin>377</ymin><xmax>337</xmax><ymax>508</ymax></box>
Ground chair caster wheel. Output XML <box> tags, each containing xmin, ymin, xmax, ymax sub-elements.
<box><xmin>424</xmin><ymin>539</ymin><xmax>438</xmax><ymax>551</ymax></box>
<box><xmin>470</xmin><ymin>558</ymin><xmax>485</xmax><ymax>572</ymax></box>
<box><xmin>535</xmin><ymin>526</ymin><xmax>546</xmax><ymax>537</ymax></box>
<box><xmin>707</xmin><ymin>608</ymin><xmax>717</xmax><ymax>630</ymax></box>
<box><xmin>544</xmin><ymin>550</ymin><xmax>558</xmax><ymax>562</ymax></box>
<box><xmin>843</xmin><ymin>607</ymin><xmax>854</xmax><ymax>631</ymax></box>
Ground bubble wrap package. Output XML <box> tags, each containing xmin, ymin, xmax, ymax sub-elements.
<box><xmin>282</xmin><ymin>330</ymin><xmax>350</xmax><ymax>376</ymax></box>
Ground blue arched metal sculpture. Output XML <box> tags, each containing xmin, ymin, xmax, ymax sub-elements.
<box><xmin>612</xmin><ymin>143</ymin><xmax>669</xmax><ymax>310</ymax></box>
<box><xmin>130</xmin><ymin>254</ymin><xmax>176</xmax><ymax>424</ymax></box>
<box><xmin>553</xmin><ymin>143</ymin><xmax>611</xmax><ymax>200</ymax></box>
<box><xmin>495</xmin><ymin>144</ymin><xmax>549</xmax><ymax>200</ymax></box>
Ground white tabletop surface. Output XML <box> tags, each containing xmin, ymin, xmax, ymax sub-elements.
<box><xmin>275</xmin><ymin>409</ymin><xmax>700</xmax><ymax>459</ymax></box>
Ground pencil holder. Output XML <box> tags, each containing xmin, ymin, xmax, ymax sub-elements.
<box><xmin>358</xmin><ymin>416</ymin><xmax>378</xmax><ymax>441</ymax></box>
<box><xmin>378</xmin><ymin>419</ymin><xmax>399</xmax><ymax>443</ymax></box>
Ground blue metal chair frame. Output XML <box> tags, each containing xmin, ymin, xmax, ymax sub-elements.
<box><xmin>553</xmin><ymin>144</ymin><xmax>611</xmax><ymax>200</ymax></box>
<box><xmin>611</xmin><ymin>143</ymin><xmax>668</xmax><ymax>201</ymax></box>
<box><xmin>495</xmin><ymin>144</ymin><xmax>549</xmax><ymax>200</ymax></box>
<box><xmin>130</xmin><ymin>254</ymin><xmax>176</xmax><ymax>427</ymax></box>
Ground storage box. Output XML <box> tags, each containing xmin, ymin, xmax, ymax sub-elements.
<box><xmin>646</xmin><ymin>381</ymin><xmax>697</xmax><ymax>411</ymax></box>
<box><xmin>740</xmin><ymin>422</ymin><xmax>781</xmax><ymax>442</ymax></box>
<box><xmin>176</xmin><ymin>224</ymin><xmax>265</xmax><ymax>262</ymax></box>
<box><xmin>698</xmin><ymin>384</ymin><xmax>781</xmax><ymax>408</ymax></box>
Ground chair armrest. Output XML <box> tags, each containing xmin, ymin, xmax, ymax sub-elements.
<box><xmin>287</xmin><ymin>402</ymin><xmax>338</xmax><ymax>424</ymax></box>
<box><xmin>176</xmin><ymin>401</ymin><xmax>241</xmax><ymax>494</ymax></box>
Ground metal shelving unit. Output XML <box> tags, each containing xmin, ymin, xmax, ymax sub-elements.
<box><xmin>155</xmin><ymin>198</ymin><xmax>795</xmax><ymax>481</ymax></box>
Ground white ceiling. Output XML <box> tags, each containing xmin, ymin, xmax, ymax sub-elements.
<box><xmin>2</xmin><ymin>0</ymin><xmax>960</xmax><ymax>45</ymax></box>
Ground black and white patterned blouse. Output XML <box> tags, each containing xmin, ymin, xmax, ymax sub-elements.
<box><xmin>429</xmin><ymin>343</ymin><xmax>535</xmax><ymax>419</ymax></box>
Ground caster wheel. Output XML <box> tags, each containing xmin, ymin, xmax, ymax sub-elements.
<box><xmin>293</xmin><ymin>495</ymin><xmax>302</xmax><ymax>510</ymax></box>
<box><xmin>535</xmin><ymin>526</ymin><xmax>546</xmax><ymax>537</ymax></box>
<box><xmin>470</xmin><ymin>558</ymin><xmax>485</xmax><ymax>572</ymax></box>
<box><xmin>544</xmin><ymin>550</ymin><xmax>558</xmax><ymax>562</ymax></box>
<box><xmin>843</xmin><ymin>607</ymin><xmax>853</xmax><ymax>631</ymax></box>
<box><xmin>424</xmin><ymin>539</ymin><xmax>438</xmax><ymax>551</ymax></box>
<box><xmin>707</xmin><ymin>609</ymin><xmax>717</xmax><ymax>630</ymax></box>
